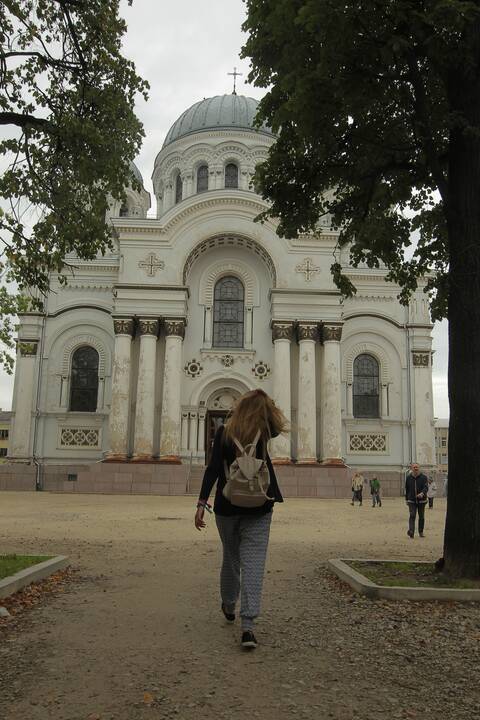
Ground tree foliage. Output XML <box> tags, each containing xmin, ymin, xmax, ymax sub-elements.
<box><xmin>243</xmin><ymin>0</ymin><xmax>480</xmax><ymax>577</ymax></box>
<box><xmin>0</xmin><ymin>0</ymin><xmax>148</xmax><ymax>368</ymax></box>
<box><xmin>243</xmin><ymin>0</ymin><xmax>480</xmax><ymax>319</ymax></box>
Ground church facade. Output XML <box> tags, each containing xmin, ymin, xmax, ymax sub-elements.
<box><xmin>8</xmin><ymin>94</ymin><xmax>436</xmax><ymax>488</ymax></box>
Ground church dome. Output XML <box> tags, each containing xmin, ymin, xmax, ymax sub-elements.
<box><xmin>162</xmin><ymin>94</ymin><xmax>273</xmax><ymax>147</ymax></box>
<box><xmin>130</xmin><ymin>161</ymin><xmax>144</xmax><ymax>186</ymax></box>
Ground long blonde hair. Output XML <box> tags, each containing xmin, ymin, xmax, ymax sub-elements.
<box><xmin>224</xmin><ymin>389</ymin><xmax>288</xmax><ymax>448</ymax></box>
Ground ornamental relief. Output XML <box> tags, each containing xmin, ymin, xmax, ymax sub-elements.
<box><xmin>184</xmin><ymin>359</ymin><xmax>203</xmax><ymax>378</ymax></box>
<box><xmin>412</xmin><ymin>352</ymin><xmax>430</xmax><ymax>367</ymax></box>
<box><xmin>113</xmin><ymin>319</ymin><xmax>134</xmax><ymax>337</ymax></box>
<box><xmin>295</xmin><ymin>257</ymin><xmax>321</xmax><ymax>282</ymax></box>
<box><xmin>297</xmin><ymin>323</ymin><xmax>319</xmax><ymax>342</ymax></box>
<box><xmin>138</xmin><ymin>252</ymin><xmax>165</xmax><ymax>277</ymax></box>
<box><xmin>349</xmin><ymin>433</ymin><xmax>388</xmax><ymax>454</ymax></box>
<box><xmin>200</xmin><ymin>349</ymin><xmax>255</xmax><ymax>365</ymax></box>
<box><xmin>138</xmin><ymin>319</ymin><xmax>159</xmax><ymax>337</ymax></box>
<box><xmin>252</xmin><ymin>361</ymin><xmax>271</xmax><ymax>381</ymax></box>
<box><xmin>59</xmin><ymin>427</ymin><xmax>100</xmax><ymax>449</ymax></box>
<box><xmin>272</xmin><ymin>322</ymin><xmax>294</xmax><ymax>342</ymax></box>
<box><xmin>164</xmin><ymin>319</ymin><xmax>186</xmax><ymax>339</ymax></box>
<box><xmin>322</xmin><ymin>325</ymin><xmax>343</xmax><ymax>342</ymax></box>
<box><xmin>17</xmin><ymin>341</ymin><xmax>38</xmax><ymax>356</ymax></box>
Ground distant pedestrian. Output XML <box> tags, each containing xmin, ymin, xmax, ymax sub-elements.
<box><xmin>405</xmin><ymin>463</ymin><xmax>428</xmax><ymax>538</ymax></box>
<box><xmin>351</xmin><ymin>472</ymin><xmax>364</xmax><ymax>506</ymax></box>
<box><xmin>371</xmin><ymin>476</ymin><xmax>382</xmax><ymax>507</ymax></box>
<box><xmin>427</xmin><ymin>477</ymin><xmax>437</xmax><ymax>509</ymax></box>
<box><xmin>443</xmin><ymin>476</ymin><xmax>448</xmax><ymax>497</ymax></box>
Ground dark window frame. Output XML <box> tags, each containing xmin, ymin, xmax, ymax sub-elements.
<box><xmin>197</xmin><ymin>164</ymin><xmax>209</xmax><ymax>193</ymax></box>
<box><xmin>175</xmin><ymin>173</ymin><xmax>183</xmax><ymax>204</ymax></box>
<box><xmin>212</xmin><ymin>276</ymin><xmax>245</xmax><ymax>349</ymax></box>
<box><xmin>353</xmin><ymin>353</ymin><xmax>380</xmax><ymax>418</ymax></box>
<box><xmin>69</xmin><ymin>346</ymin><xmax>99</xmax><ymax>413</ymax></box>
<box><xmin>225</xmin><ymin>162</ymin><xmax>239</xmax><ymax>189</ymax></box>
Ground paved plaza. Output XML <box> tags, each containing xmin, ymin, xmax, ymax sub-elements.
<box><xmin>0</xmin><ymin>492</ymin><xmax>478</xmax><ymax>720</ymax></box>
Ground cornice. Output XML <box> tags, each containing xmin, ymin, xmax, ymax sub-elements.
<box><xmin>161</xmin><ymin>192</ymin><xmax>270</xmax><ymax>232</ymax></box>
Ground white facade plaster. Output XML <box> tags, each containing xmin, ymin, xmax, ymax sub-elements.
<box><xmin>9</xmin><ymin>94</ymin><xmax>435</xmax><ymax>472</ymax></box>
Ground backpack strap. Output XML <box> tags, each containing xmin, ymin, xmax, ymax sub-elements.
<box><xmin>248</xmin><ymin>429</ymin><xmax>261</xmax><ymax>457</ymax></box>
<box><xmin>232</xmin><ymin>437</ymin><xmax>246</xmax><ymax>455</ymax></box>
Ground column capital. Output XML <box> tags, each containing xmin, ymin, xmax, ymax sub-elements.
<box><xmin>17</xmin><ymin>340</ymin><xmax>38</xmax><ymax>356</ymax></box>
<box><xmin>297</xmin><ymin>322</ymin><xmax>319</xmax><ymax>342</ymax></box>
<box><xmin>412</xmin><ymin>351</ymin><xmax>430</xmax><ymax>367</ymax></box>
<box><xmin>322</xmin><ymin>324</ymin><xmax>343</xmax><ymax>342</ymax></box>
<box><xmin>138</xmin><ymin>319</ymin><xmax>159</xmax><ymax>337</ymax></box>
<box><xmin>164</xmin><ymin>318</ymin><xmax>186</xmax><ymax>339</ymax></box>
<box><xmin>113</xmin><ymin>318</ymin><xmax>134</xmax><ymax>337</ymax></box>
<box><xmin>272</xmin><ymin>321</ymin><xmax>295</xmax><ymax>342</ymax></box>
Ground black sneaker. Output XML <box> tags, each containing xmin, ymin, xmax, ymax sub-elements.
<box><xmin>419</xmin><ymin>533</ymin><xmax>425</xmax><ymax>538</ymax></box>
<box><xmin>241</xmin><ymin>631</ymin><xmax>258</xmax><ymax>649</ymax></box>
<box><xmin>407</xmin><ymin>530</ymin><xmax>414</xmax><ymax>538</ymax></box>
<box><xmin>221</xmin><ymin>603</ymin><xmax>235</xmax><ymax>623</ymax></box>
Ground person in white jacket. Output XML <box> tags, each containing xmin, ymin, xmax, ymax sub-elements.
<box><xmin>427</xmin><ymin>477</ymin><xmax>437</xmax><ymax>509</ymax></box>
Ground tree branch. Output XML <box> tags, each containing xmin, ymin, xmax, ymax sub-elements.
<box><xmin>0</xmin><ymin>112</ymin><xmax>51</xmax><ymax>131</ymax></box>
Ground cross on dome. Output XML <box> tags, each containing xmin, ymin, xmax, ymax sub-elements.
<box><xmin>228</xmin><ymin>66</ymin><xmax>243</xmax><ymax>95</ymax></box>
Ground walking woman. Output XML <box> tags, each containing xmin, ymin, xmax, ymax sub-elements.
<box><xmin>194</xmin><ymin>389</ymin><xmax>288</xmax><ymax>650</ymax></box>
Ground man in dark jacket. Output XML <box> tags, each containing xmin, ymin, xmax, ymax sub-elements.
<box><xmin>405</xmin><ymin>463</ymin><xmax>429</xmax><ymax>538</ymax></box>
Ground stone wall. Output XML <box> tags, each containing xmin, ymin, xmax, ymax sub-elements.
<box><xmin>0</xmin><ymin>462</ymin><xmax>404</xmax><ymax>498</ymax></box>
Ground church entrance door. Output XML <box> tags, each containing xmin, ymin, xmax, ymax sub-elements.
<box><xmin>205</xmin><ymin>411</ymin><xmax>228</xmax><ymax>464</ymax></box>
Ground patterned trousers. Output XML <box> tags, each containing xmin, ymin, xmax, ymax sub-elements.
<box><xmin>215</xmin><ymin>512</ymin><xmax>272</xmax><ymax>631</ymax></box>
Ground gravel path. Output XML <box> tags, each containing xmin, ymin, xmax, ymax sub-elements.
<box><xmin>0</xmin><ymin>492</ymin><xmax>478</xmax><ymax>720</ymax></box>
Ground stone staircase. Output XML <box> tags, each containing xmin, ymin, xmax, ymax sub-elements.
<box><xmin>186</xmin><ymin>464</ymin><xmax>206</xmax><ymax>495</ymax></box>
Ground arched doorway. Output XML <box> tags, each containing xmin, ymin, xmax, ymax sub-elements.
<box><xmin>205</xmin><ymin>388</ymin><xmax>240</xmax><ymax>463</ymax></box>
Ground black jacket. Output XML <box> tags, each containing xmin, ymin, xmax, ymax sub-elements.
<box><xmin>405</xmin><ymin>472</ymin><xmax>428</xmax><ymax>504</ymax></box>
<box><xmin>199</xmin><ymin>425</ymin><xmax>283</xmax><ymax>516</ymax></box>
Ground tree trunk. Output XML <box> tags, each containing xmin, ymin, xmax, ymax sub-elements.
<box><xmin>443</xmin><ymin>23</ymin><xmax>480</xmax><ymax>577</ymax></box>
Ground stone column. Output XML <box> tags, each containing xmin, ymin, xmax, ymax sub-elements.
<box><xmin>381</xmin><ymin>383</ymin><xmax>389</xmax><ymax>418</ymax></box>
<box><xmin>198</xmin><ymin>411</ymin><xmax>206</xmax><ymax>459</ymax></box>
<box><xmin>297</xmin><ymin>323</ymin><xmax>319</xmax><ymax>463</ymax></box>
<box><xmin>181</xmin><ymin>412</ymin><xmax>189</xmax><ymax>454</ymax></box>
<box><xmin>106</xmin><ymin>319</ymin><xmax>134</xmax><ymax>461</ymax></box>
<box><xmin>132</xmin><ymin>319</ymin><xmax>159</xmax><ymax>460</ymax></box>
<box><xmin>189</xmin><ymin>411</ymin><xmax>198</xmax><ymax>453</ymax></box>
<box><xmin>9</xmin><ymin>340</ymin><xmax>39</xmax><ymax>460</ymax></box>
<box><xmin>271</xmin><ymin>321</ymin><xmax>294</xmax><ymax>463</ymax></box>
<box><xmin>321</xmin><ymin>324</ymin><xmax>344</xmax><ymax>465</ymax></box>
<box><xmin>412</xmin><ymin>350</ymin><xmax>435</xmax><ymax>466</ymax></box>
<box><xmin>245</xmin><ymin>306</ymin><xmax>253</xmax><ymax>347</ymax></box>
<box><xmin>204</xmin><ymin>306</ymin><xmax>213</xmax><ymax>347</ymax></box>
<box><xmin>159</xmin><ymin>319</ymin><xmax>186</xmax><ymax>462</ymax></box>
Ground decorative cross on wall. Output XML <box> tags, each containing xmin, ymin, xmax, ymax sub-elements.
<box><xmin>228</xmin><ymin>66</ymin><xmax>243</xmax><ymax>95</ymax></box>
<box><xmin>138</xmin><ymin>253</ymin><xmax>165</xmax><ymax>277</ymax></box>
<box><xmin>295</xmin><ymin>257</ymin><xmax>320</xmax><ymax>282</ymax></box>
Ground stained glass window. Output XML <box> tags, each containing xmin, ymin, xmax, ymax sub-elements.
<box><xmin>353</xmin><ymin>354</ymin><xmax>380</xmax><ymax>418</ymax></box>
<box><xmin>213</xmin><ymin>276</ymin><xmax>244</xmax><ymax>348</ymax></box>
<box><xmin>197</xmin><ymin>164</ymin><xmax>209</xmax><ymax>193</ymax></box>
<box><xmin>69</xmin><ymin>346</ymin><xmax>99</xmax><ymax>412</ymax></box>
<box><xmin>225</xmin><ymin>163</ymin><xmax>239</xmax><ymax>189</ymax></box>
<box><xmin>119</xmin><ymin>203</ymin><xmax>129</xmax><ymax>217</ymax></box>
<box><xmin>175</xmin><ymin>173</ymin><xmax>183</xmax><ymax>204</ymax></box>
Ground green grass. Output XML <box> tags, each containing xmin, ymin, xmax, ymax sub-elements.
<box><xmin>348</xmin><ymin>560</ymin><xmax>480</xmax><ymax>589</ymax></box>
<box><xmin>0</xmin><ymin>554</ymin><xmax>51</xmax><ymax>580</ymax></box>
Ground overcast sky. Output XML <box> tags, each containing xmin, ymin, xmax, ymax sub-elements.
<box><xmin>0</xmin><ymin>0</ymin><xmax>449</xmax><ymax>417</ymax></box>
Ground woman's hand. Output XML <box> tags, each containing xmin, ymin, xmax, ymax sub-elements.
<box><xmin>195</xmin><ymin>506</ymin><xmax>206</xmax><ymax>531</ymax></box>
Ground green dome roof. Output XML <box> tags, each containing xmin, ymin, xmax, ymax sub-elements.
<box><xmin>162</xmin><ymin>94</ymin><xmax>272</xmax><ymax>147</ymax></box>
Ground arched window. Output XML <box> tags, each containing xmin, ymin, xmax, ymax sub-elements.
<box><xmin>69</xmin><ymin>346</ymin><xmax>99</xmax><ymax>412</ymax></box>
<box><xmin>119</xmin><ymin>203</ymin><xmax>129</xmax><ymax>217</ymax></box>
<box><xmin>175</xmin><ymin>173</ymin><xmax>183</xmax><ymax>204</ymax></box>
<box><xmin>197</xmin><ymin>164</ymin><xmax>209</xmax><ymax>193</ymax></box>
<box><xmin>213</xmin><ymin>276</ymin><xmax>244</xmax><ymax>348</ymax></box>
<box><xmin>225</xmin><ymin>163</ymin><xmax>239</xmax><ymax>189</ymax></box>
<box><xmin>353</xmin><ymin>354</ymin><xmax>380</xmax><ymax>418</ymax></box>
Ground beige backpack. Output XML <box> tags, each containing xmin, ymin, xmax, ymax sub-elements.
<box><xmin>222</xmin><ymin>429</ymin><xmax>273</xmax><ymax>508</ymax></box>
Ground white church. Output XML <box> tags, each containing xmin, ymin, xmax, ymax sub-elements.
<box><xmin>6</xmin><ymin>92</ymin><xmax>436</xmax><ymax>495</ymax></box>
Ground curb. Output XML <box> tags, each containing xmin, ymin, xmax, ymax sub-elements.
<box><xmin>0</xmin><ymin>555</ymin><xmax>69</xmax><ymax>600</ymax></box>
<box><xmin>328</xmin><ymin>558</ymin><xmax>480</xmax><ymax>602</ymax></box>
